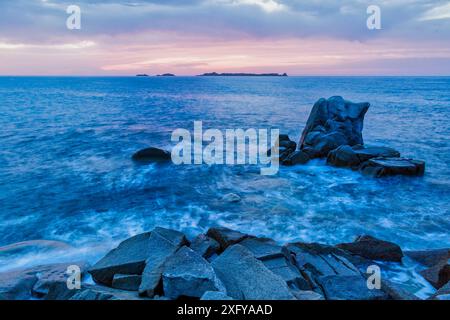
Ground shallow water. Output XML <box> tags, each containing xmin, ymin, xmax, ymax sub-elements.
<box><xmin>0</xmin><ymin>76</ymin><xmax>449</xmax><ymax>273</ymax></box>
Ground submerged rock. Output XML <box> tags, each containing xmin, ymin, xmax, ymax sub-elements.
<box><xmin>161</xmin><ymin>246</ymin><xmax>225</xmax><ymax>299</ymax></box>
<box><xmin>132</xmin><ymin>147</ymin><xmax>171</xmax><ymax>162</ymax></box>
<box><xmin>282</xmin><ymin>150</ymin><xmax>310</xmax><ymax>166</ymax></box>
<box><xmin>327</xmin><ymin>145</ymin><xmax>400</xmax><ymax>169</ymax></box>
<box><xmin>221</xmin><ymin>193</ymin><xmax>241</xmax><ymax>203</ymax></box>
<box><xmin>211</xmin><ymin>245</ymin><xmax>295</xmax><ymax>300</ymax></box>
<box><xmin>299</xmin><ymin>96</ymin><xmax>370</xmax><ymax>158</ymax></box>
<box><xmin>360</xmin><ymin>158</ymin><xmax>425</xmax><ymax>177</ymax></box>
<box><xmin>336</xmin><ymin>235</ymin><xmax>404</xmax><ymax>262</ymax></box>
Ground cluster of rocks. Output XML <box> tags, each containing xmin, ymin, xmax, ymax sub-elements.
<box><xmin>277</xmin><ymin>96</ymin><xmax>425</xmax><ymax>177</ymax></box>
<box><xmin>2</xmin><ymin>227</ymin><xmax>448</xmax><ymax>300</ymax></box>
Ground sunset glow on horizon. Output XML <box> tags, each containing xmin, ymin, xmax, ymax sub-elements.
<box><xmin>1</xmin><ymin>0</ymin><xmax>449</xmax><ymax>76</ymax></box>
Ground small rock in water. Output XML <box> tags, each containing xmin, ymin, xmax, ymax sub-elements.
<box><xmin>162</xmin><ymin>246</ymin><xmax>225</xmax><ymax>299</ymax></box>
<box><xmin>327</xmin><ymin>145</ymin><xmax>400</xmax><ymax>169</ymax></box>
<box><xmin>221</xmin><ymin>193</ymin><xmax>241</xmax><ymax>203</ymax></box>
<box><xmin>336</xmin><ymin>235</ymin><xmax>404</xmax><ymax>262</ymax></box>
<box><xmin>132</xmin><ymin>147</ymin><xmax>171</xmax><ymax>163</ymax></box>
<box><xmin>282</xmin><ymin>150</ymin><xmax>310</xmax><ymax>166</ymax></box>
<box><xmin>360</xmin><ymin>157</ymin><xmax>425</xmax><ymax>177</ymax></box>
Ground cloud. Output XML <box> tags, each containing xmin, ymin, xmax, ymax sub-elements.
<box><xmin>420</xmin><ymin>2</ymin><xmax>450</xmax><ymax>21</ymax></box>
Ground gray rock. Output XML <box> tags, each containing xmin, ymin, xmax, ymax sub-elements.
<box><xmin>337</xmin><ymin>235</ymin><xmax>403</xmax><ymax>262</ymax></box>
<box><xmin>200</xmin><ymin>291</ymin><xmax>234</xmax><ymax>300</ymax></box>
<box><xmin>139</xmin><ymin>229</ymin><xmax>188</xmax><ymax>297</ymax></box>
<box><xmin>327</xmin><ymin>145</ymin><xmax>400</xmax><ymax>168</ymax></box>
<box><xmin>162</xmin><ymin>246</ymin><xmax>225</xmax><ymax>299</ymax></box>
<box><xmin>317</xmin><ymin>275</ymin><xmax>388</xmax><ymax>300</ymax></box>
<box><xmin>420</xmin><ymin>262</ymin><xmax>449</xmax><ymax>289</ymax></box>
<box><xmin>111</xmin><ymin>274</ymin><xmax>142</xmax><ymax>291</ymax></box>
<box><xmin>69</xmin><ymin>284</ymin><xmax>143</xmax><ymax>300</ymax></box>
<box><xmin>404</xmin><ymin>248</ymin><xmax>449</xmax><ymax>268</ymax></box>
<box><xmin>189</xmin><ymin>234</ymin><xmax>220</xmax><ymax>259</ymax></box>
<box><xmin>206</xmin><ymin>227</ymin><xmax>250</xmax><ymax>250</ymax></box>
<box><xmin>239</xmin><ymin>238</ymin><xmax>284</xmax><ymax>261</ymax></box>
<box><xmin>132</xmin><ymin>147</ymin><xmax>171</xmax><ymax>162</ymax></box>
<box><xmin>429</xmin><ymin>281</ymin><xmax>450</xmax><ymax>300</ymax></box>
<box><xmin>211</xmin><ymin>245</ymin><xmax>295</xmax><ymax>300</ymax></box>
<box><xmin>299</xmin><ymin>96</ymin><xmax>370</xmax><ymax>158</ymax></box>
<box><xmin>360</xmin><ymin>157</ymin><xmax>425</xmax><ymax>177</ymax></box>
<box><xmin>222</xmin><ymin>193</ymin><xmax>241</xmax><ymax>203</ymax></box>
<box><xmin>89</xmin><ymin>232</ymin><xmax>152</xmax><ymax>285</ymax></box>
<box><xmin>281</xmin><ymin>150</ymin><xmax>310</xmax><ymax>166</ymax></box>
<box><xmin>0</xmin><ymin>262</ymin><xmax>88</xmax><ymax>300</ymax></box>
<box><xmin>291</xmin><ymin>289</ymin><xmax>324</xmax><ymax>300</ymax></box>
<box><xmin>32</xmin><ymin>261</ymin><xmax>89</xmax><ymax>297</ymax></box>
<box><xmin>263</xmin><ymin>256</ymin><xmax>311</xmax><ymax>290</ymax></box>
<box><xmin>381</xmin><ymin>280</ymin><xmax>420</xmax><ymax>300</ymax></box>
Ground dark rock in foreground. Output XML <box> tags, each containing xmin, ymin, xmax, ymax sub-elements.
<box><xmin>360</xmin><ymin>158</ymin><xmax>425</xmax><ymax>177</ymax></box>
<box><xmin>336</xmin><ymin>235</ymin><xmax>404</xmax><ymax>262</ymax></box>
<box><xmin>132</xmin><ymin>147</ymin><xmax>171</xmax><ymax>163</ymax></box>
<box><xmin>327</xmin><ymin>145</ymin><xmax>400</xmax><ymax>169</ymax></box>
<box><xmin>201</xmin><ymin>291</ymin><xmax>233</xmax><ymax>300</ymax></box>
<box><xmin>162</xmin><ymin>246</ymin><xmax>225</xmax><ymax>299</ymax></box>
<box><xmin>299</xmin><ymin>96</ymin><xmax>370</xmax><ymax>158</ymax></box>
<box><xmin>211</xmin><ymin>245</ymin><xmax>295</xmax><ymax>300</ymax></box>
<box><xmin>317</xmin><ymin>275</ymin><xmax>388</xmax><ymax>300</ymax></box>
<box><xmin>206</xmin><ymin>227</ymin><xmax>250</xmax><ymax>250</ymax></box>
<box><xmin>112</xmin><ymin>274</ymin><xmax>142</xmax><ymax>291</ymax></box>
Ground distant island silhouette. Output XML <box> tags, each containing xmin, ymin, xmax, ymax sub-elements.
<box><xmin>198</xmin><ymin>72</ymin><xmax>288</xmax><ymax>77</ymax></box>
<box><xmin>136</xmin><ymin>74</ymin><xmax>149</xmax><ymax>77</ymax></box>
<box><xmin>157</xmin><ymin>73</ymin><xmax>176</xmax><ymax>77</ymax></box>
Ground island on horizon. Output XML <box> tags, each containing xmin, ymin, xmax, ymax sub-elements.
<box><xmin>157</xmin><ymin>73</ymin><xmax>176</xmax><ymax>77</ymax></box>
<box><xmin>198</xmin><ymin>72</ymin><xmax>288</xmax><ymax>77</ymax></box>
<box><xmin>136</xmin><ymin>74</ymin><xmax>149</xmax><ymax>77</ymax></box>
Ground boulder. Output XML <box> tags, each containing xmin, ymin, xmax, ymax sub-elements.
<box><xmin>189</xmin><ymin>234</ymin><xmax>220</xmax><ymax>259</ymax></box>
<box><xmin>89</xmin><ymin>232</ymin><xmax>152</xmax><ymax>286</ymax></box>
<box><xmin>336</xmin><ymin>235</ymin><xmax>403</xmax><ymax>262</ymax></box>
<box><xmin>161</xmin><ymin>246</ymin><xmax>225</xmax><ymax>299</ymax></box>
<box><xmin>132</xmin><ymin>147</ymin><xmax>171</xmax><ymax>162</ymax></box>
<box><xmin>138</xmin><ymin>229</ymin><xmax>188</xmax><ymax>297</ymax></box>
<box><xmin>299</xmin><ymin>96</ymin><xmax>370</xmax><ymax>158</ymax></box>
<box><xmin>0</xmin><ymin>269</ymin><xmax>39</xmax><ymax>300</ymax></box>
<box><xmin>111</xmin><ymin>274</ymin><xmax>142</xmax><ymax>291</ymax></box>
<box><xmin>206</xmin><ymin>227</ymin><xmax>250</xmax><ymax>250</ymax></box>
<box><xmin>404</xmin><ymin>249</ymin><xmax>449</xmax><ymax>268</ymax></box>
<box><xmin>317</xmin><ymin>275</ymin><xmax>388</xmax><ymax>300</ymax></box>
<box><xmin>381</xmin><ymin>280</ymin><xmax>420</xmax><ymax>300</ymax></box>
<box><xmin>70</xmin><ymin>284</ymin><xmax>143</xmax><ymax>300</ymax></box>
<box><xmin>263</xmin><ymin>256</ymin><xmax>311</xmax><ymax>290</ymax></box>
<box><xmin>211</xmin><ymin>245</ymin><xmax>295</xmax><ymax>300</ymax></box>
<box><xmin>200</xmin><ymin>291</ymin><xmax>233</xmax><ymax>300</ymax></box>
<box><xmin>239</xmin><ymin>238</ymin><xmax>284</xmax><ymax>261</ymax></box>
<box><xmin>360</xmin><ymin>158</ymin><xmax>425</xmax><ymax>177</ymax></box>
<box><xmin>420</xmin><ymin>263</ymin><xmax>450</xmax><ymax>289</ymax></box>
<box><xmin>281</xmin><ymin>150</ymin><xmax>310</xmax><ymax>166</ymax></box>
<box><xmin>327</xmin><ymin>145</ymin><xmax>400</xmax><ymax>169</ymax></box>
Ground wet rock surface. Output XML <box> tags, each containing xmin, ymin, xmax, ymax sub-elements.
<box><xmin>132</xmin><ymin>147</ymin><xmax>171</xmax><ymax>163</ymax></box>
<box><xmin>2</xmin><ymin>227</ymin><xmax>444</xmax><ymax>301</ymax></box>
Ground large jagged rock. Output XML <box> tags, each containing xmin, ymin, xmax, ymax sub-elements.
<box><xmin>189</xmin><ymin>234</ymin><xmax>220</xmax><ymax>259</ymax></box>
<box><xmin>299</xmin><ymin>96</ymin><xmax>370</xmax><ymax>158</ymax></box>
<box><xmin>211</xmin><ymin>245</ymin><xmax>295</xmax><ymax>300</ymax></box>
<box><xmin>360</xmin><ymin>158</ymin><xmax>425</xmax><ymax>177</ymax></box>
<box><xmin>139</xmin><ymin>228</ymin><xmax>188</xmax><ymax>297</ymax></box>
<box><xmin>111</xmin><ymin>274</ymin><xmax>142</xmax><ymax>291</ymax></box>
<box><xmin>132</xmin><ymin>147</ymin><xmax>171</xmax><ymax>163</ymax></box>
<box><xmin>405</xmin><ymin>248</ymin><xmax>449</xmax><ymax>289</ymax></box>
<box><xmin>327</xmin><ymin>145</ymin><xmax>400</xmax><ymax>169</ymax></box>
<box><xmin>161</xmin><ymin>246</ymin><xmax>225</xmax><ymax>299</ymax></box>
<box><xmin>89</xmin><ymin>232</ymin><xmax>152</xmax><ymax>286</ymax></box>
<box><xmin>239</xmin><ymin>238</ymin><xmax>284</xmax><ymax>261</ymax></box>
<box><xmin>336</xmin><ymin>235</ymin><xmax>404</xmax><ymax>262</ymax></box>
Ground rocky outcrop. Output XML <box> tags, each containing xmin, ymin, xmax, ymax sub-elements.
<box><xmin>132</xmin><ymin>147</ymin><xmax>171</xmax><ymax>163</ymax></box>
<box><xmin>336</xmin><ymin>235</ymin><xmax>404</xmax><ymax>262</ymax></box>
<box><xmin>299</xmin><ymin>96</ymin><xmax>370</xmax><ymax>158</ymax></box>
<box><xmin>5</xmin><ymin>226</ymin><xmax>445</xmax><ymax>301</ymax></box>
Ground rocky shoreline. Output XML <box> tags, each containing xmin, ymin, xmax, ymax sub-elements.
<box><xmin>1</xmin><ymin>226</ymin><xmax>448</xmax><ymax>300</ymax></box>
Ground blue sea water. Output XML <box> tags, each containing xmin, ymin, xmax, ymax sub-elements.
<box><xmin>0</xmin><ymin>76</ymin><xmax>449</xmax><ymax>275</ymax></box>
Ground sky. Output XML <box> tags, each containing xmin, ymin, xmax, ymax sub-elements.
<box><xmin>0</xmin><ymin>0</ymin><xmax>449</xmax><ymax>76</ymax></box>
